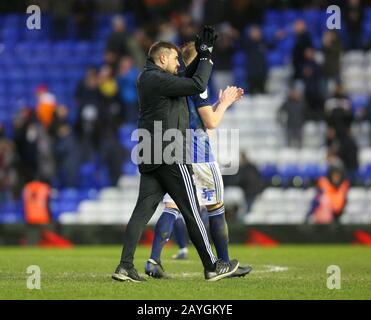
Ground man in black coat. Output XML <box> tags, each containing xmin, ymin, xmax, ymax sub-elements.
<box><xmin>112</xmin><ymin>27</ymin><xmax>239</xmax><ymax>282</ymax></box>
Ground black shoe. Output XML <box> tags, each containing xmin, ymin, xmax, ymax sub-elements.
<box><xmin>229</xmin><ymin>265</ymin><xmax>252</xmax><ymax>278</ymax></box>
<box><xmin>112</xmin><ymin>264</ymin><xmax>146</xmax><ymax>283</ymax></box>
<box><xmin>204</xmin><ymin>259</ymin><xmax>239</xmax><ymax>282</ymax></box>
<box><xmin>145</xmin><ymin>259</ymin><xmax>169</xmax><ymax>279</ymax></box>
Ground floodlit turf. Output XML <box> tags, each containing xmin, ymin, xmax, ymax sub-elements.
<box><xmin>0</xmin><ymin>245</ymin><xmax>370</xmax><ymax>300</ymax></box>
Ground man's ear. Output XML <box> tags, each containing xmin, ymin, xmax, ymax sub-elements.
<box><xmin>159</xmin><ymin>54</ymin><xmax>167</xmax><ymax>65</ymax></box>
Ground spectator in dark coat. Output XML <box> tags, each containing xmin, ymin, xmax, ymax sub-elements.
<box><xmin>117</xmin><ymin>56</ymin><xmax>140</xmax><ymax>124</ymax></box>
<box><xmin>13</xmin><ymin>108</ymin><xmax>39</xmax><ymax>185</ymax></box>
<box><xmin>105</xmin><ymin>15</ymin><xmax>146</xmax><ymax>69</ymax></box>
<box><xmin>302</xmin><ymin>47</ymin><xmax>325</xmax><ymax>121</ymax></box>
<box><xmin>292</xmin><ymin>19</ymin><xmax>313</xmax><ymax>79</ymax></box>
<box><xmin>327</xmin><ymin>127</ymin><xmax>359</xmax><ymax>184</ymax></box>
<box><xmin>237</xmin><ymin>152</ymin><xmax>265</xmax><ymax>213</ymax></box>
<box><xmin>278</xmin><ymin>86</ymin><xmax>306</xmax><ymax>148</ymax></box>
<box><xmin>72</xmin><ymin>0</ymin><xmax>96</xmax><ymax>40</ymax></box>
<box><xmin>212</xmin><ymin>23</ymin><xmax>238</xmax><ymax>91</ymax></box>
<box><xmin>324</xmin><ymin>83</ymin><xmax>353</xmax><ymax>137</ymax></box>
<box><xmin>245</xmin><ymin>25</ymin><xmax>268</xmax><ymax>94</ymax></box>
<box><xmin>50</xmin><ymin>106</ymin><xmax>81</xmax><ymax>188</ymax></box>
<box><xmin>0</xmin><ymin>123</ymin><xmax>17</xmax><ymax>202</ymax></box>
<box><xmin>342</xmin><ymin>0</ymin><xmax>364</xmax><ymax>50</ymax></box>
<box><xmin>321</xmin><ymin>30</ymin><xmax>342</xmax><ymax>96</ymax></box>
<box><xmin>75</xmin><ymin>67</ymin><xmax>102</xmax><ymax>162</ymax></box>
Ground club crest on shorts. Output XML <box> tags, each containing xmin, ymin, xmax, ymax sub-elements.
<box><xmin>202</xmin><ymin>188</ymin><xmax>215</xmax><ymax>201</ymax></box>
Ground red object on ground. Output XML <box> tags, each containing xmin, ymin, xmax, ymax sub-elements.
<box><xmin>353</xmin><ymin>230</ymin><xmax>371</xmax><ymax>246</ymax></box>
<box><xmin>140</xmin><ymin>229</ymin><xmax>155</xmax><ymax>246</ymax></box>
<box><xmin>38</xmin><ymin>230</ymin><xmax>74</xmax><ymax>248</ymax></box>
<box><xmin>245</xmin><ymin>229</ymin><xmax>279</xmax><ymax>247</ymax></box>
<box><xmin>139</xmin><ymin>229</ymin><xmax>173</xmax><ymax>247</ymax></box>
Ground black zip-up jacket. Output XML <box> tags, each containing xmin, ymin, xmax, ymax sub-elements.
<box><xmin>136</xmin><ymin>56</ymin><xmax>213</xmax><ymax>173</ymax></box>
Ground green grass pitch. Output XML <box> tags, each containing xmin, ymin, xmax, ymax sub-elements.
<box><xmin>0</xmin><ymin>245</ymin><xmax>370</xmax><ymax>300</ymax></box>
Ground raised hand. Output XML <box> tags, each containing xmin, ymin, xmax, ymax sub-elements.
<box><xmin>195</xmin><ymin>25</ymin><xmax>218</xmax><ymax>56</ymax></box>
<box><xmin>219</xmin><ymin>86</ymin><xmax>244</xmax><ymax>107</ymax></box>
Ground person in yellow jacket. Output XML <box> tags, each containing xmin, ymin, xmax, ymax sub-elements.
<box><xmin>23</xmin><ymin>180</ymin><xmax>51</xmax><ymax>225</ymax></box>
<box><xmin>306</xmin><ymin>161</ymin><xmax>349</xmax><ymax>224</ymax></box>
<box><xmin>23</xmin><ymin>179</ymin><xmax>52</xmax><ymax>245</ymax></box>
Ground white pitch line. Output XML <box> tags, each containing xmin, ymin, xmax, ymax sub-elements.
<box><xmin>254</xmin><ymin>265</ymin><xmax>289</xmax><ymax>273</ymax></box>
<box><xmin>168</xmin><ymin>265</ymin><xmax>289</xmax><ymax>278</ymax></box>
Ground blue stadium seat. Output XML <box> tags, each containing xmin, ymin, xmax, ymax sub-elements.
<box><xmin>59</xmin><ymin>188</ymin><xmax>80</xmax><ymax>202</ymax></box>
<box><xmin>124</xmin><ymin>13</ymin><xmax>137</xmax><ymax>32</ymax></box>
<box><xmin>303</xmin><ymin>10</ymin><xmax>321</xmax><ymax>28</ymax></box>
<box><xmin>32</xmin><ymin>42</ymin><xmax>52</xmax><ymax>58</ymax></box>
<box><xmin>278</xmin><ymin>37</ymin><xmax>295</xmax><ymax>53</ymax></box>
<box><xmin>119</xmin><ymin>124</ymin><xmax>138</xmax><ymax>148</ymax></box>
<box><xmin>78</xmin><ymin>162</ymin><xmax>98</xmax><ymax>188</ymax></box>
<box><xmin>96</xmin><ymin>14</ymin><xmax>112</xmax><ymax>29</ymax></box>
<box><xmin>233</xmin><ymin>51</ymin><xmax>246</xmax><ymax>66</ymax></box>
<box><xmin>7</xmin><ymin>69</ymin><xmax>24</xmax><ymax>81</ymax></box>
<box><xmin>282</xmin><ymin>10</ymin><xmax>301</xmax><ymax>23</ymax></box>
<box><xmin>279</xmin><ymin>164</ymin><xmax>301</xmax><ymax>186</ymax></box>
<box><xmin>3</xmin><ymin>14</ymin><xmax>22</xmax><ymax>25</ymax></box>
<box><xmin>260</xmin><ymin>164</ymin><xmax>278</xmax><ymax>180</ymax></box>
<box><xmin>262</xmin><ymin>24</ymin><xmax>280</xmax><ymax>44</ymax></box>
<box><xmin>14</xmin><ymin>42</ymin><xmax>36</xmax><ymax>56</ymax></box>
<box><xmin>0</xmin><ymin>213</ymin><xmax>23</xmax><ymax>224</ymax></box>
<box><xmin>363</xmin><ymin>21</ymin><xmax>371</xmax><ymax>39</ymax></box>
<box><xmin>74</xmin><ymin>41</ymin><xmax>92</xmax><ymax>56</ymax></box>
<box><xmin>9</xmin><ymin>84</ymin><xmax>28</xmax><ymax>97</ymax></box>
<box><xmin>78</xmin><ymin>189</ymin><xmax>99</xmax><ymax>201</ymax></box>
<box><xmin>0</xmin><ymin>97</ymin><xmax>7</xmax><ymax>110</ymax></box>
<box><xmin>96</xmin><ymin>166</ymin><xmax>111</xmax><ymax>188</ymax></box>
<box><xmin>233</xmin><ymin>67</ymin><xmax>247</xmax><ymax>89</ymax></box>
<box><xmin>22</xmin><ymin>28</ymin><xmax>46</xmax><ymax>42</ymax></box>
<box><xmin>264</xmin><ymin>10</ymin><xmax>282</xmax><ymax>26</ymax></box>
<box><xmin>122</xmin><ymin>161</ymin><xmax>138</xmax><ymax>176</ymax></box>
<box><xmin>1</xmin><ymin>28</ymin><xmax>19</xmax><ymax>44</ymax></box>
<box><xmin>359</xmin><ymin>165</ymin><xmax>371</xmax><ymax>185</ymax></box>
<box><xmin>93</xmin><ymin>41</ymin><xmax>106</xmax><ymax>54</ymax></box>
<box><xmin>366</xmin><ymin>8</ymin><xmax>371</xmax><ymax>21</ymax></box>
<box><xmin>300</xmin><ymin>164</ymin><xmax>321</xmax><ymax>183</ymax></box>
<box><xmin>351</xmin><ymin>95</ymin><xmax>369</xmax><ymax>114</ymax></box>
<box><xmin>49</xmin><ymin>198</ymin><xmax>61</xmax><ymax>220</ymax></box>
<box><xmin>97</xmin><ymin>26</ymin><xmax>111</xmax><ymax>40</ymax></box>
<box><xmin>58</xmin><ymin>200</ymin><xmax>80</xmax><ymax>213</ymax></box>
<box><xmin>53</xmin><ymin>41</ymin><xmax>74</xmax><ymax>57</ymax></box>
<box><xmin>267</xmin><ymin>51</ymin><xmax>286</xmax><ymax>67</ymax></box>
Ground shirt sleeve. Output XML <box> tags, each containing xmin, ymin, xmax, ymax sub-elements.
<box><xmin>194</xmin><ymin>87</ymin><xmax>211</xmax><ymax>108</ymax></box>
<box><xmin>155</xmin><ymin>58</ymin><xmax>213</xmax><ymax>98</ymax></box>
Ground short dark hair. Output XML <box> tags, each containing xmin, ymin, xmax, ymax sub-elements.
<box><xmin>148</xmin><ymin>41</ymin><xmax>179</xmax><ymax>61</ymax></box>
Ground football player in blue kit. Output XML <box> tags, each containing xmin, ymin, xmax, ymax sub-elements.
<box><xmin>145</xmin><ymin>41</ymin><xmax>252</xmax><ymax>279</ymax></box>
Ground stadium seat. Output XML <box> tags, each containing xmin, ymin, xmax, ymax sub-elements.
<box><xmin>122</xmin><ymin>161</ymin><xmax>138</xmax><ymax>176</ymax></box>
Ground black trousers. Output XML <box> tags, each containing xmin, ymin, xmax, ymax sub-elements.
<box><xmin>120</xmin><ymin>163</ymin><xmax>216</xmax><ymax>271</ymax></box>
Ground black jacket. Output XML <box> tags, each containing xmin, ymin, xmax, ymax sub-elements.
<box><xmin>136</xmin><ymin>56</ymin><xmax>213</xmax><ymax>173</ymax></box>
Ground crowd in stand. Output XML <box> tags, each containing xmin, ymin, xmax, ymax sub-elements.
<box><xmin>1</xmin><ymin>0</ymin><xmax>371</xmax><ymax>205</ymax></box>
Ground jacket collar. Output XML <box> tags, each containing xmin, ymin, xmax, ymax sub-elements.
<box><xmin>144</xmin><ymin>58</ymin><xmax>165</xmax><ymax>72</ymax></box>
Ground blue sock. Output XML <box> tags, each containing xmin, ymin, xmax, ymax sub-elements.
<box><xmin>173</xmin><ymin>215</ymin><xmax>187</xmax><ymax>250</ymax></box>
<box><xmin>150</xmin><ymin>208</ymin><xmax>178</xmax><ymax>262</ymax></box>
<box><xmin>200</xmin><ymin>206</ymin><xmax>209</xmax><ymax>230</ymax></box>
<box><xmin>208</xmin><ymin>205</ymin><xmax>230</xmax><ymax>262</ymax></box>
